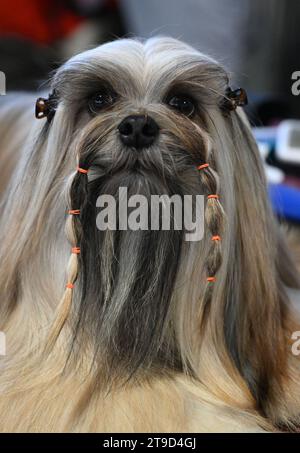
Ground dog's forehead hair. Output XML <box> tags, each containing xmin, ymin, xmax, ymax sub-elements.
<box><xmin>55</xmin><ymin>37</ymin><xmax>224</xmax><ymax>102</ymax></box>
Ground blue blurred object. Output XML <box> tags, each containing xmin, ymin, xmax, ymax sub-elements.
<box><xmin>254</xmin><ymin>124</ymin><xmax>300</xmax><ymax>223</ymax></box>
<box><xmin>253</xmin><ymin>126</ymin><xmax>277</xmax><ymax>149</ymax></box>
<box><xmin>269</xmin><ymin>183</ymin><xmax>300</xmax><ymax>223</ymax></box>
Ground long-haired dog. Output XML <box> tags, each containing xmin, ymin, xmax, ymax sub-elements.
<box><xmin>0</xmin><ymin>37</ymin><xmax>300</xmax><ymax>433</ymax></box>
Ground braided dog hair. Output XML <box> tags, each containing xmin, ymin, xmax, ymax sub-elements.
<box><xmin>0</xmin><ymin>37</ymin><xmax>299</xmax><ymax>432</ymax></box>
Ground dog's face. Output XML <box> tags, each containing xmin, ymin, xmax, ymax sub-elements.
<box><xmin>42</xmin><ymin>37</ymin><xmax>281</xmax><ymax>399</ymax></box>
<box><xmin>44</xmin><ymin>37</ymin><xmax>236</xmax><ymax>379</ymax></box>
<box><xmin>46</xmin><ymin>37</ymin><xmax>234</xmax><ymax>378</ymax></box>
<box><xmin>53</xmin><ymin>38</ymin><xmax>229</xmax><ymax>194</ymax></box>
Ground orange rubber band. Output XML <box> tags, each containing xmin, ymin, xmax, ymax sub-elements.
<box><xmin>66</xmin><ymin>283</ymin><xmax>74</xmax><ymax>289</ymax></box>
<box><xmin>71</xmin><ymin>247</ymin><xmax>80</xmax><ymax>254</ymax></box>
<box><xmin>212</xmin><ymin>235</ymin><xmax>221</xmax><ymax>242</ymax></box>
<box><xmin>197</xmin><ymin>163</ymin><xmax>209</xmax><ymax>170</ymax></box>
<box><xmin>77</xmin><ymin>167</ymin><xmax>89</xmax><ymax>174</ymax></box>
<box><xmin>207</xmin><ymin>194</ymin><xmax>219</xmax><ymax>200</ymax></box>
<box><xmin>69</xmin><ymin>209</ymin><xmax>80</xmax><ymax>215</ymax></box>
<box><xmin>207</xmin><ymin>277</ymin><xmax>216</xmax><ymax>282</ymax></box>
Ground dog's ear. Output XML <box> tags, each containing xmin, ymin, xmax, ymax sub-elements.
<box><xmin>214</xmin><ymin>110</ymin><xmax>300</xmax><ymax>419</ymax></box>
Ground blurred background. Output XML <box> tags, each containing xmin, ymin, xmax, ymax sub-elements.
<box><xmin>0</xmin><ymin>0</ymin><xmax>300</xmax><ymax>224</ymax></box>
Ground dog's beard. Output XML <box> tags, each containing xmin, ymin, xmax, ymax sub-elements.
<box><xmin>70</xmin><ymin>119</ymin><xmax>204</xmax><ymax>380</ymax></box>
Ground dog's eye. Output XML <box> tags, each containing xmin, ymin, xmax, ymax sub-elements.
<box><xmin>167</xmin><ymin>95</ymin><xmax>195</xmax><ymax>117</ymax></box>
<box><xmin>88</xmin><ymin>92</ymin><xmax>115</xmax><ymax>114</ymax></box>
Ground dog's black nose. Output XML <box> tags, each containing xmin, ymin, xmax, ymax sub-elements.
<box><xmin>118</xmin><ymin>115</ymin><xmax>159</xmax><ymax>149</ymax></box>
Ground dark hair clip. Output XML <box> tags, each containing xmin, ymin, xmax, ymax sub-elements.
<box><xmin>35</xmin><ymin>90</ymin><xmax>58</xmax><ymax>122</ymax></box>
<box><xmin>221</xmin><ymin>87</ymin><xmax>248</xmax><ymax>112</ymax></box>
